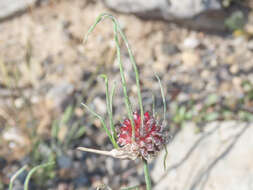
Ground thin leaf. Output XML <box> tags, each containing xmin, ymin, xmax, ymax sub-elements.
<box><xmin>51</xmin><ymin>120</ymin><xmax>59</xmax><ymax>139</ymax></box>
<box><xmin>81</xmin><ymin>103</ymin><xmax>117</xmax><ymax>147</ymax></box>
<box><xmin>110</xmin><ymin>81</ymin><xmax>116</xmax><ymax>113</ymax></box>
<box><xmin>74</xmin><ymin>126</ymin><xmax>86</xmax><ymax>139</ymax></box>
<box><xmin>24</xmin><ymin>162</ymin><xmax>54</xmax><ymax>190</ymax></box>
<box><xmin>163</xmin><ymin>145</ymin><xmax>168</xmax><ymax>171</ymax></box>
<box><xmin>155</xmin><ymin>74</ymin><xmax>167</xmax><ymax>123</ymax></box>
<box><xmin>9</xmin><ymin>165</ymin><xmax>28</xmax><ymax>190</ymax></box>
<box><xmin>113</xmin><ymin>22</ymin><xmax>135</xmax><ymax>140</ymax></box>
<box><xmin>61</xmin><ymin>105</ymin><xmax>73</xmax><ymax>125</ymax></box>
<box><xmin>152</xmin><ymin>93</ymin><xmax>156</xmax><ymax>118</ymax></box>
<box><xmin>64</xmin><ymin>122</ymin><xmax>79</xmax><ymax>147</ymax></box>
<box><xmin>110</xmin><ymin>81</ymin><xmax>117</xmax><ymax>140</ymax></box>
<box><xmin>100</xmin><ymin>74</ymin><xmax>118</xmax><ymax>148</ymax></box>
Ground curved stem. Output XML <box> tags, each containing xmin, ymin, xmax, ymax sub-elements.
<box><xmin>9</xmin><ymin>165</ymin><xmax>28</xmax><ymax>190</ymax></box>
<box><xmin>24</xmin><ymin>162</ymin><xmax>54</xmax><ymax>190</ymax></box>
<box><xmin>113</xmin><ymin>24</ymin><xmax>135</xmax><ymax>140</ymax></box>
<box><xmin>114</xmin><ymin>17</ymin><xmax>144</xmax><ymax>135</ymax></box>
<box><xmin>84</xmin><ymin>13</ymin><xmax>146</xmax><ymax>141</ymax></box>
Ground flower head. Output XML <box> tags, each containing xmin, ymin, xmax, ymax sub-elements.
<box><xmin>117</xmin><ymin>111</ymin><xmax>167</xmax><ymax>160</ymax></box>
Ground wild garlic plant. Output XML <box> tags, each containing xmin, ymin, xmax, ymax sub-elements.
<box><xmin>78</xmin><ymin>13</ymin><xmax>170</xmax><ymax>190</ymax></box>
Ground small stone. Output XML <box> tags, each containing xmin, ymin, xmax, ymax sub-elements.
<box><xmin>218</xmin><ymin>67</ymin><xmax>230</xmax><ymax>80</ymax></box>
<box><xmin>247</xmin><ymin>40</ymin><xmax>253</xmax><ymax>51</ymax></box>
<box><xmin>46</xmin><ymin>82</ymin><xmax>74</xmax><ymax>110</ymax></box>
<box><xmin>2</xmin><ymin>128</ymin><xmax>29</xmax><ymax>147</ymax></box>
<box><xmin>177</xmin><ymin>93</ymin><xmax>190</xmax><ymax>102</ymax></box>
<box><xmin>57</xmin><ymin>155</ymin><xmax>73</xmax><ymax>169</ymax></box>
<box><xmin>93</xmin><ymin>97</ymin><xmax>107</xmax><ymax>115</ymax></box>
<box><xmin>14</xmin><ymin>98</ymin><xmax>24</xmax><ymax>108</ymax></box>
<box><xmin>181</xmin><ymin>51</ymin><xmax>201</xmax><ymax>67</ymax></box>
<box><xmin>210</xmin><ymin>59</ymin><xmax>218</xmax><ymax>67</ymax></box>
<box><xmin>182</xmin><ymin>36</ymin><xmax>200</xmax><ymax>49</ymax></box>
<box><xmin>105</xmin><ymin>157</ymin><xmax>114</xmax><ymax>175</ymax></box>
<box><xmin>230</xmin><ymin>64</ymin><xmax>239</xmax><ymax>74</ymax></box>
<box><xmin>232</xmin><ymin>77</ymin><xmax>242</xmax><ymax>88</ymax></box>
<box><xmin>75</xmin><ymin>107</ymin><xmax>83</xmax><ymax>117</ymax></box>
<box><xmin>153</xmin><ymin>61</ymin><xmax>167</xmax><ymax>73</ymax></box>
<box><xmin>31</xmin><ymin>96</ymin><xmax>40</xmax><ymax>104</ymax></box>
<box><xmin>38</xmin><ymin>143</ymin><xmax>52</xmax><ymax>157</ymax></box>
<box><xmin>57</xmin><ymin>183</ymin><xmax>74</xmax><ymax>190</ymax></box>
<box><xmin>74</xmin><ymin>174</ymin><xmax>90</xmax><ymax>187</ymax></box>
<box><xmin>201</xmin><ymin>70</ymin><xmax>211</xmax><ymax>79</ymax></box>
<box><xmin>162</xmin><ymin>43</ymin><xmax>180</xmax><ymax>55</ymax></box>
<box><xmin>0</xmin><ymin>158</ymin><xmax>6</xmax><ymax>170</ymax></box>
<box><xmin>225</xmin><ymin>55</ymin><xmax>236</xmax><ymax>65</ymax></box>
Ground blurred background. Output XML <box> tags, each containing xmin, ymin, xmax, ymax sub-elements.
<box><xmin>0</xmin><ymin>0</ymin><xmax>253</xmax><ymax>189</ymax></box>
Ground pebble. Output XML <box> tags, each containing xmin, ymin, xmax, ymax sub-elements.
<box><xmin>46</xmin><ymin>82</ymin><xmax>74</xmax><ymax>110</ymax></box>
<box><xmin>105</xmin><ymin>157</ymin><xmax>114</xmax><ymax>175</ymax></box>
<box><xmin>181</xmin><ymin>51</ymin><xmax>201</xmax><ymax>67</ymax></box>
<box><xmin>162</xmin><ymin>43</ymin><xmax>180</xmax><ymax>55</ymax></box>
<box><xmin>247</xmin><ymin>40</ymin><xmax>253</xmax><ymax>51</ymax></box>
<box><xmin>0</xmin><ymin>158</ymin><xmax>6</xmax><ymax>170</ymax></box>
<box><xmin>93</xmin><ymin>97</ymin><xmax>107</xmax><ymax>115</ymax></box>
<box><xmin>14</xmin><ymin>98</ymin><xmax>24</xmax><ymax>108</ymax></box>
<box><xmin>57</xmin><ymin>183</ymin><xmax>74</xmax><ymax>190</ymax></box>
<box><xmin>57</xmin><ymin>155</ymin><xmax>73</xmax><ymax>169</ymax></box>
<box><xmin>153</xmin><ymin>61</ymin><xmax>168</xmax><ymax>73</ymax></box>
<box><xmin>182</xmin><ymin>36</ymin><xmax>200</xmax><ymax>49</ymax></box>
<box><xmin>177</xmin><ymin>93</ymin><xmax>190</xmax><ymax>102</ymax></box>
<box><xmin>230</xmin><ymin>64</ymin><xmax>239</xmax><ymax>74</ymax></box>
<box><xmin>2</xmin><ymin>128</ymin><xmax>27</xmax><ymax>146</ymax></box>
<box><xmin>74</xmin><ymin>174</ymin><xmax>90</xmax><ymax>187</ymax></box>
<box><xmin>201</xmin><ymin>70</ymin><xmax>211</xmax><ymax>79</ymax></box>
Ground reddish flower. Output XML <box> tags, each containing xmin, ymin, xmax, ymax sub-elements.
<box><xmin>117</xmin><ymin>111</ymin><xmax>167</xmax><ymax>160</ymax></box>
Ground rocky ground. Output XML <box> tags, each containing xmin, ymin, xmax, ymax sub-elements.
<box><xmin>0</xmin><ymin>0</ymin><xmax>253</xmax><ymax>189</ymax></box>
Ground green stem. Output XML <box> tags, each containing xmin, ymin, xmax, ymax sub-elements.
<box><xmin>24</xmin><ymin>162</ymin><xmax>54</xmax><ymax>190</ymax></box>
<box><xmin>115</xmin><ymin>17</ymin><xmax>144</xmax><ymax>135</ymax></box>
<box><xmin>143</xmin><ymin>160</ymin><xmax>152</xmax><ymax>190</ymax></box>
<box><xmin>100</xmin><ymin>13</ymin><xmax>145</xmax><ymax>136</ymax></box>
<box><xmin>155</xmin><ymin>74</ymin><xmax>166</xmax><ymax>123</ymax></box>
<box><xmin>100</xmin><ymin>74</ymin><xmax>118</xmax><ymax>148</ymax></box>
<box><xmin>152</xmin><ymin>93</ymin><xmax>156</xmax><ymax>118</ymax></box>
<box><xmin>110</xmin><ymin>81</ymin><xmax>117</xmax><ymax>139</ymax></box>
<box><xmin>9</xmin><ymin>165</ymin><xmax>28</xmax><ymax>190</ymax></box>
<box><xmin>113</xmin><ymin>24</ymin><xmax>135</xmax><ymax>141</ymax></box>
<box><xmin>84</xmin><ymin>13</ymin><xmax>145</xmax><ymax>141</ymax></box>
